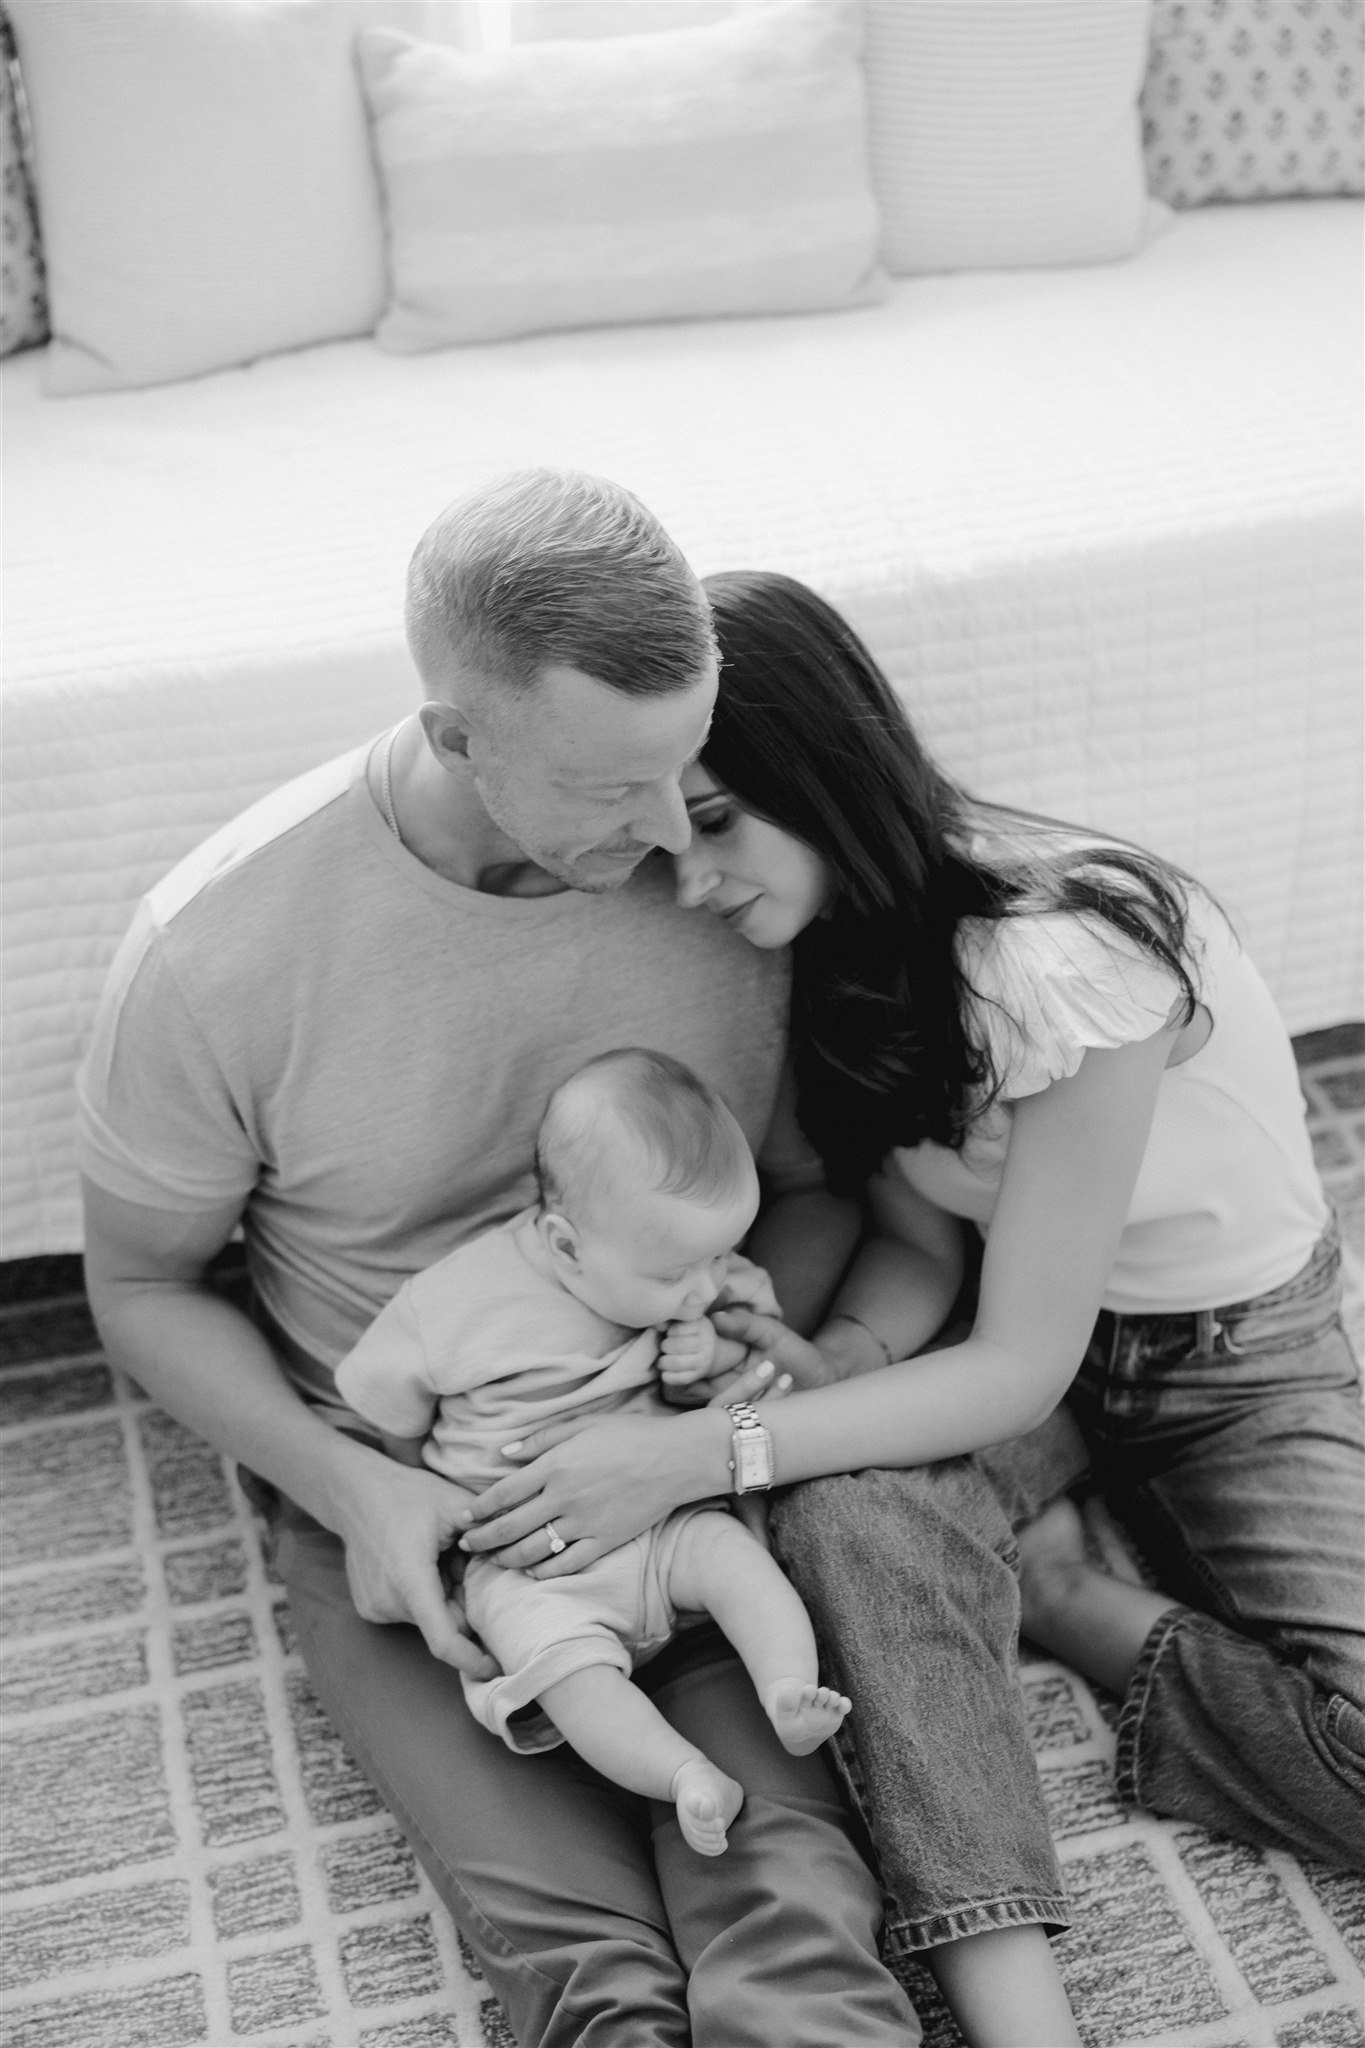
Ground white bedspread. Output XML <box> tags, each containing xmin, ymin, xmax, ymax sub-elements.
<box><xmin>4</xmin><ymin>199</ymin><xmax>1361</xmax><ymax>1256</ymax></box>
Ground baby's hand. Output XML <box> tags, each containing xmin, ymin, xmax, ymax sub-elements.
<box><xmin>660</xmin><ymin>1315</ymin><xmax>719</xmax><ymax>1386</ymax></box>
<box><xmin>714</xmin><ymin>1252</ymin><xmax>781</xmax><ymax>1318</ymax></box>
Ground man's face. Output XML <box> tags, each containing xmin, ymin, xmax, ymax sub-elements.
<box><xmin>471</xmin><ymin>662</ymin><xmax>717</xmax><ymax>891</ymax></box>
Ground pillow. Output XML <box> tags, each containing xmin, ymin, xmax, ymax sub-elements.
<box><xmin>862</xmin><ymin>0</ymin><xmax>1156</xmax><ymax>274</ymax></box>
<box><xmin>356</xmin><ymin>1</ymin><xmax>885</xmax><ymax>352</ymax></box>
<box><xmin>1141</xmin><ymin>0</ymin><xmax>1365</xmax><ymax>207</ymax></box>
<box><xmin>0</xmin><ymin>9</ymin><xmax>45</xmax><ymax>359</ymax></box>
<box><xmin>5</xmin><ymin>0</ymin><xmax>478</xmax><ymax>396</ymax></box>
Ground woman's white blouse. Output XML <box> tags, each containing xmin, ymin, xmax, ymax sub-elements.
<box><xmin>890</xmin><ymin>893</ymin><xmax>1328</xmax><ymax>1314</ymax></box>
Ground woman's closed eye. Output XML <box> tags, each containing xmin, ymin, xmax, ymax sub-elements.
<box><xmin>692</xmin><ymin>803</ymin><xmax>736</xmax><ymax>838</ymax></box>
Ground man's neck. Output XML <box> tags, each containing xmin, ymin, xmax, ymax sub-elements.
<box><xmin>377</xmin><ymin>717</ymin><xmax>567</xmax><ymax>897</ymax></box>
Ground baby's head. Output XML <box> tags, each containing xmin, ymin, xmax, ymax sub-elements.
<box><xmin>534</xmin><ymin>1048</ymin><xmax>759</xmax><ymax>1329</ymax></box>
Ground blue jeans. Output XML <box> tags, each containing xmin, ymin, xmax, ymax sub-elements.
<box><xmin>1073</xmin><ymin>1221</ymin><xmax>1365</xmax><ymax>1869</ymax></box>
<box><xmin>772</xmin><ymin>1224</ymin><xmax>1365</xmax><ymax>1956</ymax></box>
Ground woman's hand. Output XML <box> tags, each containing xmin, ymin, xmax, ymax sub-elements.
<box><xmin>709</xmin><ymin>1307</ymin><xmax>850</xmax><ymax>1391</ymax></box>
<box><xmin>457</xmin><ymin>1408</ymin><xmax>729</xmax><ymax>1578</ymax></box>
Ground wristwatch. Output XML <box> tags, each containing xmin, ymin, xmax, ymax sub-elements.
<box><xmin>726</xmin><ymin>1400</ymin><xmax>775</xmax><ymax>1494</ymax></box>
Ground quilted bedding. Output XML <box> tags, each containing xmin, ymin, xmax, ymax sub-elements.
<box><xmin>3</xmin><ymin>198</ymin><xmax>1362</xmax><ymax>1257</ymax></box>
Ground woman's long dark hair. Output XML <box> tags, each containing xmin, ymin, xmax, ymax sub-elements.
<box><xmin>701</xmin><ymin>571</ymin><xmax>1199</xmax><ymax>1193</ymax></box>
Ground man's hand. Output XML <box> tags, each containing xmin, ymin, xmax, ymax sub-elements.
<box><xmin>659</xmin><ymin>1315</ymin><xmax>718</xmax><ymax>1388</ymax></box>
<box><xmin>337</xmin><ymin>1455</ymin><xmax>498</xmax><ymax>1678</ymax></box>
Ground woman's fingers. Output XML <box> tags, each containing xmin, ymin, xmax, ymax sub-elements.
<box><xmin>710</xmin><ymin>1309</ymin><xmax>828</xmax><ymax>1388</ymax></box>
<box><xmin>495</xmin><ymin>1414</ymin><xmax>597</xmax><ymax>1466</ymax></box>
<box><xmin>525</xmin><ymin>1538</ymin><xmax>599</xmax><ymax>1580</ymax></box>
<box><xmin>458</xmin><ymin>1497</ymin><xmax>552</xmax><ymax>1553</ymax></box>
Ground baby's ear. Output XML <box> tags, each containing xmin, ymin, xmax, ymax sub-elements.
<box><xmin>539</xmin><ymin>1211</ymin><xmax>581</xmax><ymax>1271</ymax></box>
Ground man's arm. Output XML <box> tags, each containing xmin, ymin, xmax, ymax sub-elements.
<box><xmin>82</xmin><ymin>1177</ymin><xmax>495</xmax><ymax>1675</ymax></box>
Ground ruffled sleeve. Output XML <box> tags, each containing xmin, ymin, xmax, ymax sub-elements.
<box><xmin>957</xmin><ymin>912</ymin><xmax>1182</xmax><ymax>1102</ymax></box>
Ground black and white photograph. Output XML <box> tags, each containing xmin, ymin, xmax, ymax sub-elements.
<box><xmin>2</xmin><ymin>2</ymin><xmax>1362</xmax><ymax>2043</ymax></box>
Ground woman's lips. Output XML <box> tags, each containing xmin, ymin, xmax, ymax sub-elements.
<box><xmin>718</xmin><ymin>897</ymin><xmax>760</xmax><ymax>926</ymax></box>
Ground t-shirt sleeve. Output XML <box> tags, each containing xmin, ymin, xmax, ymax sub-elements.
<box><xmin>75</xmin><ymin>902</ymin><xmax>260</xmax><ymax>1211</ymax></box>
<box><xmin>962</xmin><ymin>912</ymin><xmax>1182</xmax><ymax>1102</ymax></box>
<box><xmin>334</xmin><ymin>1284</ymin><xmax>439</xmax><ymax>1439</ymax></box>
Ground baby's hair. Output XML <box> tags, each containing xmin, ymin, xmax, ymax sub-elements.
<box><xmin>536</xmin><ymin>1049</ymin><xmax>754</xmax><ymax>1222</ymax></box>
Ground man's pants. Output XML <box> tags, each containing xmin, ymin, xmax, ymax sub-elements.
<box><xmin>273</xmin><ymin>1501</ymin><xmax>922</xmax><ymax>2048</ymax></box>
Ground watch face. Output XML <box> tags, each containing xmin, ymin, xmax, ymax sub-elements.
<box><xmin>736</xmin><ymin>1431</ymin><xmax>773</xmax><ymax>1490</ymax></box>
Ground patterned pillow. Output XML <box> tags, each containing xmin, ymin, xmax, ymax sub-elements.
<box><xmin>1142</xmin><ymin>0</ymin><xmax>1365</xmax><ymax>206</ymax></box>
<box><xmin>0</xmin><ymin>8</ymin><xmax>46</xmax><ymax>358</ymax></box>
<box><xmin>356</xmin><ymin>2</ymin><xmax>885</xmax><ymax>352</ymax></box>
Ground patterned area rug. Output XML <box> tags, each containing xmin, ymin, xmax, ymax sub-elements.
<box><xmin>1</xmin><ymin>1028</ymin><xmax>1362</xmax><ymax>2048</ymax></box>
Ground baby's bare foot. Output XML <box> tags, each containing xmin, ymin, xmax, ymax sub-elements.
<box><xmin>763</xmin><ymin>1679</ymin><xmax>851</xmax><ymax>1756</ymax></box>
<box><xmin>670</xmin><ymin>1757</ymin><xmax>744</xmax><ymax>1856</ymax></box>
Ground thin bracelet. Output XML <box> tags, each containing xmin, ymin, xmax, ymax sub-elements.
<box><xmin>826</xmin><ymin>1311</ymin><xmax>893</xmax><ymax>1368</ymax></box>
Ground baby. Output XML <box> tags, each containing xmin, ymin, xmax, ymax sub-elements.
<box><xmin>335</xmin><ymin>1047</ymin><xmax>850</xmax><ymax>1856</ymax></box>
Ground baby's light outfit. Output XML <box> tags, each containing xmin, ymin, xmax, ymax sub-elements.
<box><xmin>334</xmin><ymin>1208</ymin><xmax>717</xmax><ymax>1750</ymax></box>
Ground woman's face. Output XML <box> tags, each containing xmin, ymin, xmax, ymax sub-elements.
<box><xmin>675</xmin><ymin>764</ymin><xmax>831</xmax><ymax>948</ymax></box>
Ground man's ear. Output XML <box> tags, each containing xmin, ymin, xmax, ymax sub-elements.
<box><xmin>417</xmin><ymin>698</ymin><xmax>473</xmax><ymax>769</ymax></box>
<box><xmin>537</xmin><ymin>1211</ymin><xmax>581</xmax><ymax>1273</ymax></box>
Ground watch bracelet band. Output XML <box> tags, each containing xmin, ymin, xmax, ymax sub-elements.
<box><xmin>726</xmin><ymin>1399</ymin><xmax>774</xmax><ymax>1494</ymax></box>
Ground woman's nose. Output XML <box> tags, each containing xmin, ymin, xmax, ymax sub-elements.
<box><xmin>674</xmin><ymin>842</ymin><xmax>717</xmax><ymax>909</ymax></box>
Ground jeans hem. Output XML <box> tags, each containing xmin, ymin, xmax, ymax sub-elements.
<box><xmin>1114</xmin><ymin>1604</ymin><xmax>1190</xmax><ymax>1807</ymax></box>
<box><xmin>881</xmin><ymin>1893</ymin><xmax>1073</xmax><ymax>1954</ymax></box>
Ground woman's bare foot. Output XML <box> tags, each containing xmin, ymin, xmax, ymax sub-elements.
<box><xmin>1017</xmin><ymin>1494</ymin><xmax>1093</xmax><ymax>1639</ymax></box>
<box><xmin>1018</xmin><ymin>1493</ymin><xmax>1177</xmax><ymax>1696</ymax></box>
<box><xmin>670</xmin><ymin>1756</ymin><xmax>744</xmax><ymax>1856</ymax></box>
<box><xmin>763</xmin><ymin>1678</ymin><xmax>852</xmax><ymax>1755</ymax></box>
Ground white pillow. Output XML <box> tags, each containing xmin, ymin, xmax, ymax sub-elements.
<box><xmin>357</xmin><ymin>1</ymin><xmax>885</xmax><ymax>352</ymax></box>
<box><xmin>7</xmin><ymin>1</ymin><xmax>478</xmax><ymax>396</ymax></box>
<box><xmin>1142</xmin><ymin>0</ymin><xmax>1365</xmax><ymax>207</ymax></box>
<box><xmin>863</xmin><ymin>0</ymin><xmax>1156</xmax><ymax>275</ymax></box>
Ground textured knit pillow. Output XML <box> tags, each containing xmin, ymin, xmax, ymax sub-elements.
<box><xmin>357</xmin><ymin>2</ymin><xmax>884</xmax><ymax>352</ymax></box>
<box><xmin>862</xmin><ymin>0</ymin><xmax>1156</xmax><ymax>274</ymax></box>
<box><xmin>6</xmin><ymin>0</ymin><xmax>478</xmax><ymax>396</ymax></box>
<box><xmin>1141</xmin><ymin>0</ymin><xmax>1365</xmax><ymax>206</ymax></box>
<box><xmin>0</xmin><ymin>9</ymin><xmax>45</xmax><ymax>358</ymax></box>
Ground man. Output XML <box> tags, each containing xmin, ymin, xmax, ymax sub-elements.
<box><xmin>79</xmin><ymin>471</ymin><xmax>919</xmax><ymax>2046</ymax></box>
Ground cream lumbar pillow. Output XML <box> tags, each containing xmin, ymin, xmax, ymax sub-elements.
<box><xmin>7</xmin><ymin>0</ymin><xmax>478</xmax><ymax>396</ymax></box>
<box><xmin>862</xmin><ymin>0</ymin><xmax>1156</xmax><ymax>275</ymax></box>
<box><xmin>357</xmin><ymin>1</ymin><xmax>886</xmax><ymax>352</ymax></box>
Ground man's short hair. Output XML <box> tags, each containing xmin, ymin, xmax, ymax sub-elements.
<box><xmin>406</xmin><ymin>470</ymin><xmax>716</xmax><ymax>700</ymax></box>
<box><xmin>536</xmin><ymin>1048</ymin><xmax>754</xmax><ymax>1221</ymax></box>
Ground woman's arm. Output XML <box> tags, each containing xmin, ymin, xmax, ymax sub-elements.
<box><xmin>459</xmin><ymin>1024</ymin><xmax>1174</xmax><ymax>1571</ymax></box>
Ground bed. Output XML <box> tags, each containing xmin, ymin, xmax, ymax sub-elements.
<box><xmin>3</xmin><ymin>195</ymin><xmax>1361</xmax><ymax>1257</ymax></box>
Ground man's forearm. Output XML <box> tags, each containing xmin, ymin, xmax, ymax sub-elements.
<box><xmin>745</xmin><ymin>1189</ymin><xmax>862</xmax><ymax>1335</ymax></box>
<box><xmin>88</xmin><ymin>1273</ymin><xmax>380</xmax><ymax>1535</ymax></box>
<box><xmin>822</xmin><ymin>1233</ymin><xmax>963</xmax><ymax>1367</ymax></box>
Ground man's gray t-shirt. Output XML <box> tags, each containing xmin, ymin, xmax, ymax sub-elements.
<box><xmin>76</xmin><ymin>741</ymin><xmax>789</xmax><ymax>1413</ymax></box>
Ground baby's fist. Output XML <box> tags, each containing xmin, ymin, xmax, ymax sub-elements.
<box><xmin>659</xmin><ymin>1315</ymin><xmax>719</xmax><ymax>1385</ymax></box>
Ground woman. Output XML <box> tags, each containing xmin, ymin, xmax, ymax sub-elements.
<box><xmin>460</xmin><ymin>572</ymin><xmax>1364</xmax><ymax>2041</ymax></box>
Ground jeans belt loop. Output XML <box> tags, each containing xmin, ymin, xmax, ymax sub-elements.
<box><xmin>1195</xmin><ymin>1307</ymin><xmax>1216</xmax><ymax>1355</ymax></box>
<box><xmin>1210</xmin><ymin>1312</ymin><xmax>1245</xmax><ymax>1355</ymax></box>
